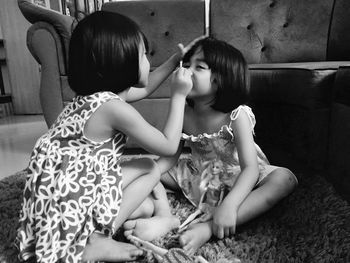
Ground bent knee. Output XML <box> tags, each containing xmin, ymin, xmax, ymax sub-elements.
<box><xmin>131</xmin><ymin>197</ymin><xmax>154</xmax><ymax>219</ymax></box>
<box><xmin>273</xmin><ymin>168</ymin><xmax>298</xmax><ymax>192</ymax></box>
<box><xmin>141</xmin><ymin>197</ymin><xmax>155</xmax><ymax>218</ymax></box>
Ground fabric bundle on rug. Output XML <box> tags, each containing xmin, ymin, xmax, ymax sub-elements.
<box><xmin>1</xmin><ymin>169</ymin><xmax>349</xmax><ymax>263</ymax></box>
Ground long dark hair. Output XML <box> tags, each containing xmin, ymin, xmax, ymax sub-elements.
<box><xmin>68</xmin><ymin>11</ymin><xmax>148</xmax><ymax>95</ymax></box>
<box><xmin>184</xmin><ymin>37</ymin><xmax>249</xmax><ymax>112</ymax></box>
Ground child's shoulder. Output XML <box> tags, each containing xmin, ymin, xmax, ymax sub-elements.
<box><xmin>87</xmin><ymin>92</ymin><xmax>134</xmax><ymax>122</ymax></box>
<box><xmin>229</xmin><ymin>105</ymin><xmax>256</xmax><ymax>133</ymax></box>
<box><xmin>230</xmin><ymin>105</ymin><xmax>254</xmax><ymax>121</ymax></box>
<box><xmin>98</xmin><ymin>95</ymin><xmax>134</xmax><ymax>117</ymax></box>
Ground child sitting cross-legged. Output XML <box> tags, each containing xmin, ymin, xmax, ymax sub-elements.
<box><xmin>123</xmin><ymin>37</ymin><xmax>298</xmax><ymax>256</ymax></box>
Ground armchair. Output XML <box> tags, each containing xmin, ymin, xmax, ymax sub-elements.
<box><xmin>18</xmin><ymin>0</ymin><xmax>76</xmax><ymax>127</ymax></box>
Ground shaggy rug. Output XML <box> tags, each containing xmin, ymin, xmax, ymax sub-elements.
<box><xmin>1</xmin><ymin>169</ymin><xmax>350</xmax><ymax>263</ymax></box>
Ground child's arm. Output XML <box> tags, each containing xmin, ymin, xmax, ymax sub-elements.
<box><xmin>105</xmin><ymin>67</ymin><xmax>192</xmax><ymax>156</ymax></box>
<box><xmin>156</xmin><ymin>140</ymin><xmax>184</xmax><ymax>174</ymax></box>
<box><xmin>212</xmin><ymin>110</ymin><xmax>259</xmax><ymax>238</ymax></box>
<box><xmin>126</xmin><ymin>36</ymin><xmax>205</xmax><ymax>102</ymax></box>
<box><xmin>125</xmin><ymin>53</ymin><xmax>180</xmax><ymax>103</ymax></box>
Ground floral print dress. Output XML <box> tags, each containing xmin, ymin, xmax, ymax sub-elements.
<box><xmin>167</xmin><ymin>105</ymin><xmax>279</xmax><ymax>216</ymax></box>
<box><xmin>16</xmin><ymin>92</ymin><xmax>126</xmax><ymax>263</ymax></box>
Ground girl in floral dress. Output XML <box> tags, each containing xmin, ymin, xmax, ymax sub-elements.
<box><xmin>16</xmin><ymin>11</ymin><xmax>198</xmax><ymax>263</ymax></box>
<box><xmin>124</xmin><ymin>37</ymin><xmax>298</xmax><ymax>255</ymax></box>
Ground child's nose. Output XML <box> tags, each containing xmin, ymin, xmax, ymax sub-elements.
<box><xmin>188</xmin><ymin>67</ymin><xmax>194</xmax><ymax>76</ymax></box>
<box><xmin>185</xmin><ymin>68</ymin><xmax>193</xmax><ymax>76</ymax></box>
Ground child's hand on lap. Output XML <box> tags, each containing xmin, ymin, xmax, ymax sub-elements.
<box><xmin>212</xmin><ymin>202</ymin><xmax>238</xmax><ymax>239</ymax></box>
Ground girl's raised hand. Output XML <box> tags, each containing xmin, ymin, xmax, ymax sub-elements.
<box><xmin>176</xmin><ymin>35</ymin><xmax>208</xmax><ymax>60</ymax></box>
<box><xmin>170</xmin><ymin>66</ymin><xmax>193</xmax><ymax>97</ymax></box>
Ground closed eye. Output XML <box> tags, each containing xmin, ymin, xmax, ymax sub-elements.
<box><xmin>196</xmin><ymin>64</ymin><xmax>209</xmax><ymax>70</ymax></box>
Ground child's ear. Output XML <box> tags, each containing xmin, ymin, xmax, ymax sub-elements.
<box><xmin>211</xmin><ymin>76</ymin><xmax>218</xmax><ymax>91</ymax></box>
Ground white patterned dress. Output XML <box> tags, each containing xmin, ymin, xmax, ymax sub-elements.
<box><xmin>16</xmin><ymin>92</ymin><xmax>126</xmax><ymax>263</ymax></box>
<box><xmin>167</xmin><ymin>105</ymin><xmax>280</xmax><ymax>216</ymax></box>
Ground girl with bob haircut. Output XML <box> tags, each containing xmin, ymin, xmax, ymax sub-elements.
<box><xmin>124</xmin><ymin>37</ymin><xmax>298</xmax><ymax>254</ymax></box>
<box><xmin>183</xmin><ymin>37</ymin><xmax>249</xmax><ymax>112</ymax></box>
<box><xmin>16</xmin><ymin>10</ymin><xmax>201</xmax><ymax>262</ymax></box>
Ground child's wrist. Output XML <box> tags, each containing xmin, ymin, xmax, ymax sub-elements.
<box><xmin>221</xmin><ymin>197</ymin><xmax>239</xmax><ymax>210</ymax></box>
<box><xmin>170</xmin><ymin>92</ymin><xmax>187</xmax><ymax>102</ymax></box>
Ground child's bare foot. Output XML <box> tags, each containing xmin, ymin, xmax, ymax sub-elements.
<box><xmin>82</xmin><ymin>232</ymin><xmax>143</xmax><ymax>262</ymax></box>
<box><xmin>123</xmin><ymin>216</ymin><xmax>180</xmax><ymax>241</ymax></box>
<box><xmin>179</xmin><ymin>222</ymin><xmax>212</xmax><ymax>255</ymax></box>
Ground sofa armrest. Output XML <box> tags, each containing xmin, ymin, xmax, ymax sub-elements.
<box><xmin>18</xmin><ymin>0</ymin><xmax>76</xmax><ymax>68</ymax></box>
<box><xmin>18</xmin><ymin>0</ymin><xmax>77</xmax><ymax>127</ymax></box>
<box><xmin>27</xmin><ymin>22</ymin><xmax>74</xmax><ymax>127</ymax></box>
<box><xmin>249</xmin><ymin>61</ymin><xmax>350</xmax><ymax>170</ymax></box>
<box><xmin>327</xmin><ymin>65</ymin><xmax>350</xmax><ymax>200</ymax></box>
<box><xmin>331</xmin><ymin>66</ymin><xmax>350</xmax><ymax>105</ymax></box>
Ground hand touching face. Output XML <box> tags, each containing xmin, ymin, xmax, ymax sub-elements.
<box><xmin>170</xmin><ymin>66</ymin><xmax>193</xmax><ymax>97</ymax></box>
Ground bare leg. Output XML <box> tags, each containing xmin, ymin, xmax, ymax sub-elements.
<box><xmin>179</xmin><ymin>168</ymin><xmax>297</xmax><ymax>253</ymax></box>
<box><xmin>123</xmin><ymin>182</ymin><xmax>180</xmax><ymax>241</ymax></box>
<box><xmin>235</xmin><ymin>168</ymin><xmax>297</xmax><ymax>225</ymax></box>
<box><xmin>114</xmin><ymin>158</ymin><xmax>161</xmax><ymax>230</ymax></box>
<box><xmin>161</xmin><ymin>172</ymin><xmax>181</xmax><ymax>191</ymax></box>
<box><xmin>127</xmin><ymin>167</ymin><xmax>181</xmax><ymax>219</ymax></box>
<box><xmin>82</xmin><ymin>158</ymin><xmax>160</xmax><ymax>261</ymax></box>
<box><xmin>129</xmin><ymin>196</ymin><xmax>154</xmax><ymax>219</ymax></box>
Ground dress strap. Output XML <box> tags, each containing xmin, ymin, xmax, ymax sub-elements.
<box><xmin>229</xmin><ymin>105</ymin><xmax>256</xmax><ymax>134</ymax></box>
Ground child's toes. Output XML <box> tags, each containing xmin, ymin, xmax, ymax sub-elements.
<box><xmin>179</xmin><ymin>233</ymin><xmax>190</xmax><ymax>247</ymax></box>
<box><xmin>129</xmin><ymin>248</ymin><xmax>144</xmax><ymax>259</ymax></box>
<box><xmin>123</xmin><ymin>219</ymin><xmax>137</xmax><ymax>230</ymax></box>
<box><xmin>124</xmin><ymin>229</ymin><xmax>133</xmax><ymax>238</ymax></box>
<box><xmin>183</xmin><ymin>244</ymin><xmax>195</xmax><ymax>256</ymax></box>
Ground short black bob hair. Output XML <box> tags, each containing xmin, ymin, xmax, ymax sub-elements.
<box><xmin>68</xmin><ymin>11</ymin><xmax>148</xmax><ymax>96</ymax></box>
<box><xmin>183</xmin><ymin>37</ymin><xmax>249</xmax><ymax>113</ymax></box>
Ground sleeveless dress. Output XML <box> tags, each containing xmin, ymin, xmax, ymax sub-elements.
<box><xmin>167</xmin><ymin>105</ymin><xmax>279</xmax><ymax>212</ymax></box>
<box><xmin>16</xmin><ymin>91</ymin><xmax>126</xmax><ymax>263</ymax></box>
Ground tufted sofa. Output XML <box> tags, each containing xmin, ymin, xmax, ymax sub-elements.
<box><xmin>18</xmin><ymin>0</ymin><xmax>350</xmax><ymax>201</ymax></box>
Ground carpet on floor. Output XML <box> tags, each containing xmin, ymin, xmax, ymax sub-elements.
<box><xmin>0</xmin><ymin>169</ymin><xmax>350</xmax><ymax>263</ymax></box>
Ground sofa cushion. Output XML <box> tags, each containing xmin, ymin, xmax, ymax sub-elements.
<box><xmin>210</xmin><ymin>0</ymin><xmax>334</xmax><ymax>64</ymax></box>
<box><xmin>328</xmin><ymin>0</ymin><xmax>350</xmax><ymax>60</ymax></box>
<box><xmin>102</xmin><ymin>0</ymin><xmax>206</xmax><ymax>67</ymax></box>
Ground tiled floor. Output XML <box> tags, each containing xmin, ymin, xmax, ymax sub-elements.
<box><xmin>0</xmin><ymin>115</ymin><xmax>47</xmax><ymax>180</ymax></box>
